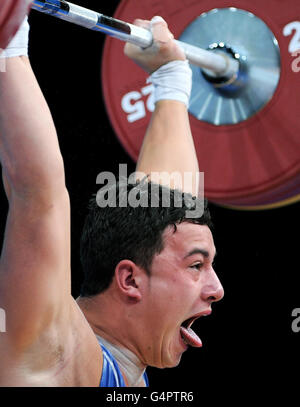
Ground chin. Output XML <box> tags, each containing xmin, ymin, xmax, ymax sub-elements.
<box><xmin>151</xmin><ymin>355</ymin><xmax>182</xmax><ymax>369</ymax></box>
<box><xmin>161</xmin><ymin>354</ymin><xmax>183</xmax><ymax>369</ymax></box>
<box><xmin>152</xmin><ymin>340</ymin><xmax>185</xmax><ymax>368</ymax></box>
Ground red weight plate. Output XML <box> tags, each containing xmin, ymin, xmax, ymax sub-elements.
<box><xmin>102</xmin><ymin>0</ymin><xmax>300</xmax><ymax>207</ymax></box>
<box><xmin>216</xmin><ymin>172</ymin><xmax>300</xmax><ymax>208</ymax></box>
<box><xmin>0</xmin><ymin>0</ymin><xmax>32</xmax><ymax>50</ymax></box>
<box><xmin>220</xmin><ymin>194</ymin><xmax>300</xmax><ymax>211</ymax></box>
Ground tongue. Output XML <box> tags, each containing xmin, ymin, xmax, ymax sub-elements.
<box><xmin>180</xmin><ymin>326</ymin><xmax>202</xmax><ymax>347</ymax></box>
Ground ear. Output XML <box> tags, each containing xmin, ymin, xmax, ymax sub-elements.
<box><xmin>114</xmin><ymin>260</ymin><xmax>144</xmax><ymax>302</ymax></box>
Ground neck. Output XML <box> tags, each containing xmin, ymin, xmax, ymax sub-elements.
<box><xmin>77</xmin><ymin>295</ymin><xmax>147</xmax><ymax>386</ymax></box>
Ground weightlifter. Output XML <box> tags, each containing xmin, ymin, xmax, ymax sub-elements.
<box><xmin>0</xmin><ymin>9</ymin><xmax>224</xmax><ymax>386</ymax></box>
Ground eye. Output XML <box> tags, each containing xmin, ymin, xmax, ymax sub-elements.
<box><xmin>190</xmin><ymin>262</ymin><xmax>203</xmax><ymax>271</ymax></box>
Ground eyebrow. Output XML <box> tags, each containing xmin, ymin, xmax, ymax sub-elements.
<box><xmin>184</xmin><ymin>248</ymin><xmax>217</xmax><ymax>260</ymax></box>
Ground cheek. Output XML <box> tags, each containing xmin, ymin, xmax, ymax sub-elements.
<box><xmin>151</xmin><ymin>274</ymin><xmax>183</xmax><ymax>299</ymax></box>
<box><xmin>155</xmin><ymin>277</ymin><xmax>196</xmax><ymax>316</ymax></box>
<box><xmin>147</xmin><ymin>277</ymin><xmax>184</xmax><ymax>320</ymax></box>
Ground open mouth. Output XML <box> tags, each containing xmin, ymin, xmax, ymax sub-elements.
<box><xmin>180</xmin><ymin>311</ymin><xmax>211</xmax><ymax>348</ymax></box>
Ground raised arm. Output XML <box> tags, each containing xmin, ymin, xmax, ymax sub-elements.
<box><xmin>124</xmin><ymin>17</ymin><xmax>199</xmax><ymax>196</ymax></box>
<box><xmin>0</xmin><ymin>18</ymin><xmax>71</xmax><ymax>350</ymax></box>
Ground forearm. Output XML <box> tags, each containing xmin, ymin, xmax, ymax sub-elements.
<box><xmin>0</xmin><ymin>56</ymin><xmax>65</xmax><ymax>198</ymax></box>
<box><xmin>126</xmin><ymin>18</ymin><xmax>199</xmax><ymax>195</ymax></box>
<box><xmin>136</xmin><ymin>100</ymin><xmax>199</xmax><ymax>194</ymax></box>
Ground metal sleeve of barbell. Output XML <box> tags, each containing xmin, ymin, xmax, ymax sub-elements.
<box><xmin>31</xmin><ymin>0</ymin><xmax>231</xmax><ymax>75</ymax></box>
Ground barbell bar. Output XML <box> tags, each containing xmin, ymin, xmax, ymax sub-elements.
<box><xmin>30</xmin><ymin>0</ymin><xmax>239</xmax><ymax>79</ymax></box>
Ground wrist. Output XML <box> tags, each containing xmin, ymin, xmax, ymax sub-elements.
<box><xmin>0</xmin><ymin>17</ymin><xmax>30</xmax><ymax>59</ymax></box>
<box><xmin>148</xmin><ymin>60</ymin><xmax>192</xmax><ymax>108</ymax></box>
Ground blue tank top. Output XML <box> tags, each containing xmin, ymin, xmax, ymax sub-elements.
<box><xmin>99</xmin><ymin>343</ymin><xmax>149</xmax><ymax>387</ymax></box>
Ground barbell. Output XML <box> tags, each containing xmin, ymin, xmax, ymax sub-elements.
<box><xmin>1</xmin><ymin>0</ymin><xmax>300</xmax><ymax>210</ymax></box>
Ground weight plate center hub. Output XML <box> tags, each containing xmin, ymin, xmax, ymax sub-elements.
<box><xmin>184</xmin><ymin>7</ymin><xmax>281</xmax><ymax>125</ymax></box>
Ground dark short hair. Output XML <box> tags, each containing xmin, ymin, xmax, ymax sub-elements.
<box><xmin>80</xmin><ymin>179</ymin><xmax>213</xmax><ymax>297</ymax></box>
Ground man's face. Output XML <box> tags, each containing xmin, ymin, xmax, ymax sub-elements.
<box><xmin>140</xmin><ymin>222</ymin><xmax>224</xmax><ymax>368</ymax></box>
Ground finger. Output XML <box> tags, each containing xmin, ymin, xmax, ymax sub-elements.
<box><xmin>132</xmin><ymin>18</ymin><xmax>151</xmax><ymax>30</ymax></box>
<box><xmin>124</xmin><ymin>19</ymin><xmax>151</xmax><ymax>57</ymax></box>
<box><xmin>150</xmin><ymin>16</ymin><xmax>174</xmax><ymax>44</ymax></box>
<box><xmin>150</xmin><ymin>16</ymin><xmax>168</xmax><ymax>28</ymax></box>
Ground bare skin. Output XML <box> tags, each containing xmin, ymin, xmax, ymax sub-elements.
<box><xmin>0</xmin><ymin>17</ymin><xmax>223</xmax><ymax>386</ymax></box>
<box><xmin>0</xmin><ymin>56</ymin><xmax>102</xmax><ymax>386</ymax></box>
<box><xmin>127</xmin><ymin>19</ymin><xmax>199</xmax><ymax>196</ymax></box>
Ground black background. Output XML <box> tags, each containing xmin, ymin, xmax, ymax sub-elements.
<box><xmin>0</xmin><ymin>0</ymin><xmax>299</xmax><ymax>394</ymax></box>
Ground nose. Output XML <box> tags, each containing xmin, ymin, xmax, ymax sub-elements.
<box><xmin>201</xmin><ymin>269</ymin><xmax>224</xmax><ymax>304</ymax></box>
